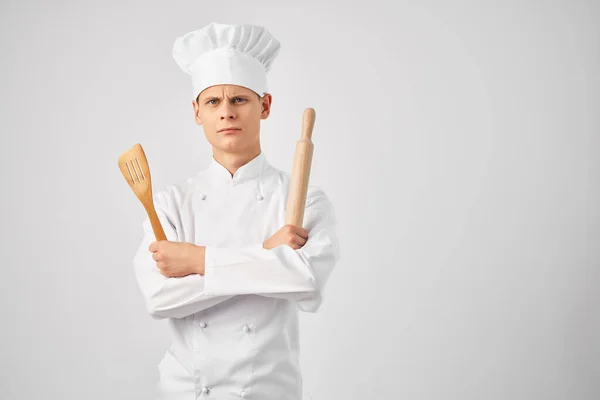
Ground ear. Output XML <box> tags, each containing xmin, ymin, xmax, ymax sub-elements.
<box><xmin>192</xmin><ymin>100</ymin><xmax>203</xmax><ymax>126</ymax></box>
<box><xmin>260</xmin><ymin>93</ymin><xmax>272</xmax><ymax>120</ymax></box>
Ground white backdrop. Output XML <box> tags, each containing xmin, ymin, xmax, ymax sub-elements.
<box><xmin>1</xmin><ymin>0</ymin><xmax>598</xmax><ymax>399</ymax></box>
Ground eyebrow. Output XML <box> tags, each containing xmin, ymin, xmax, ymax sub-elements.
<box><xmin>202</xmin><ymin>94</ymin><xmax>249</xmax><ymax>101</ymax></box>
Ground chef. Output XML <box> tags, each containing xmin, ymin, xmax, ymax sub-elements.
<box><xmin>132</xmin><ymin>22</ymin><xmax>340</xmax><ymax>399</ymax></box>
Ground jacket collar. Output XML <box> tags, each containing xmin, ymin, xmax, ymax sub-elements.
<box><xmin>206</xmin><ymin>151</ymin><xmax>270</xmax><ymax>187</ymax></box>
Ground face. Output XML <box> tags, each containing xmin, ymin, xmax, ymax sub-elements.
<box><xmin>192</xmin><ymin>84</ymin><xmax>272</xmax><ymax>156</ymax></box>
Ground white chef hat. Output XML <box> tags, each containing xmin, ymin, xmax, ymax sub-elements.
<box><xmin>172</xmin><ymin>22</ymin><xmax>281</xmax><ymax>101</ymax></box>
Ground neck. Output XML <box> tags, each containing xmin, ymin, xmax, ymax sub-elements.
<box><xmin>212</xmin><ymin>146</ymin><xmax>261</xmax><ymax>177</ymax></box>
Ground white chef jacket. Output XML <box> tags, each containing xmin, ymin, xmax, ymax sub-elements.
<box><xmin>131</xmin><ymin>151</ymin><xmax>340</xmax><ymax>400</ymax></box>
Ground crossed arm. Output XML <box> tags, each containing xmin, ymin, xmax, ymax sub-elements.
<box><xmin>147</xmin><ymin>223</ymin><xmax>310</xmax><ymax>278</ymax></box>
<box><xmin>132</xmin><ymin>189</ymin><xmax>340</xmax><ymax>320</ymax></box>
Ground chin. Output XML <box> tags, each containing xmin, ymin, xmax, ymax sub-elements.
<box><xmin>217</xmin><ymin>138</ymin><xmax>249</xmax><ymax>152</ymax></box>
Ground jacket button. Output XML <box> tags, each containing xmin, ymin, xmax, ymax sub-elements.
<box><xmin>240</xmin><ymin>390</ymin><xmax>246</xmax><ymax>397</ymax></box>
<box><xmin>200</xmin><ymin>321</ymin><xmax>207</xmax><ymax>328</ymax></box>
<box><xmin>242</xmin><ymin>324</ymin><xmax>250</xmax><ymax>333</ymax></box>
<box><xmin>256</xmin><ymin>194</ymin><xmax>263</xmax><ymax>201</ymax></box>
<box><xmin>201</xmin><ymin>194</ymin><xmax>206</xmax><ymax>200</ymax></box>
<box><xmin>201</xmin><ymin>387</ymin><xmax>210</xmax><ymax>395</ymax></box>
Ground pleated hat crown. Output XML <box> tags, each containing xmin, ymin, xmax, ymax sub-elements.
<box><xmin>173</xmin><ymin>22</ymin><xmax>281</xmax><ymax>100</ymax></box>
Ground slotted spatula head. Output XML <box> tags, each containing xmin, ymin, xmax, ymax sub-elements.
<box><xmin>118</xmin><ymin>143</ymin><xmax>167</xmax><ymax>241</ymax></box>
<box><xmin>118</xmin><ymin>143</ymin><xmax>152</xmax><ymax>199</ymax></box>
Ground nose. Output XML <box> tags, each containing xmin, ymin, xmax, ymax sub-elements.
<box><xmin>220</xmin><ymin>102</ymin><xmax>236</xmax><ymax>120</ymax></box>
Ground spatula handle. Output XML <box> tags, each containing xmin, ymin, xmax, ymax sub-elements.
<box><xmin>147</xmin><ymin>207</ymin><xmax>167</xmax><ymax>241</ymax></box>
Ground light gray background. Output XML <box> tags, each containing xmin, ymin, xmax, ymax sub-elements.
<box><xmin>1</xmin><ymin>0</ymin><xmax>598</xmax><ymax>399</ymax></box>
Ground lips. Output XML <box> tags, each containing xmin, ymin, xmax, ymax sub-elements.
<box><xmin>219</xmin><ymin>128</ymin><xmax>241</xmax><ymax>133</ymax></box>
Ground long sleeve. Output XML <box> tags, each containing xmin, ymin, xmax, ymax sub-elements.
<box><xmin>131</xmin><ymin>190</ymin><xmax>234</xmax><ymax>320</ymax></box>
<box><xmin>203</xmin><ymin>187</ymin><xmax>341</xmax><ymax>313</ymax></box>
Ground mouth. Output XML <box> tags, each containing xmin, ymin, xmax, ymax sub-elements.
<box><xmin>218</xmin><ymin>128</ymin><xmax>241</xmax><ymax>134</ymax></box>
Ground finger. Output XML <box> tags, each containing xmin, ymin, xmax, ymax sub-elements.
<box><xmin>294</xmin><ymin>226</ymin><xmax>309</xmax><ymax>239</ymax></box>
<box><xmin>149</xmin><ymin>241</ymin><xmax>157</xmax><ymax>252</ymax></box>
<box><xmin>294</xmin><ymin>233</ymin><xmax>307</xmax><ymax>246</ymax></box>
<box><xmin>286</xmin><ymin>224</ymin><xmax>304</xmax><ymax>236</ymax></box>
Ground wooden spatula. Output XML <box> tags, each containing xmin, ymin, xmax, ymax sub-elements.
<box><xmin>118</xmin><ymin>143</ymin><xmax>167</xmax><ymax>241</ymax></box>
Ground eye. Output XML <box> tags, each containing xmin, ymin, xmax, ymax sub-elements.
<box><xmin>233</xmin><ymin>97</ymin><xmax>246</xmax><ymax>103</ymax></box>
<box><xmin>206</xmin><ymin>99</ymin><xmax>218</xmax><ymax>105</ymax></box>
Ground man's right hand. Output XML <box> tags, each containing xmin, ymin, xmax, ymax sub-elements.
<box><xmin>263</xmin><ymin>224</ymin><xmax>309</xmax><ymax>250</ymax></box>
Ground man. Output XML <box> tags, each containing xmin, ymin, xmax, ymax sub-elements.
<box><xmin>132</xmin><ymin>22</ymin><xmax>340</xmax><ymax>399</ymax></box>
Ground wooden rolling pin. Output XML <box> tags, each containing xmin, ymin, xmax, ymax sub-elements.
<box><xmin>285</xmin><ymin>108</ymin><xmax>316</xmax><ymax>226</ymax></box>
